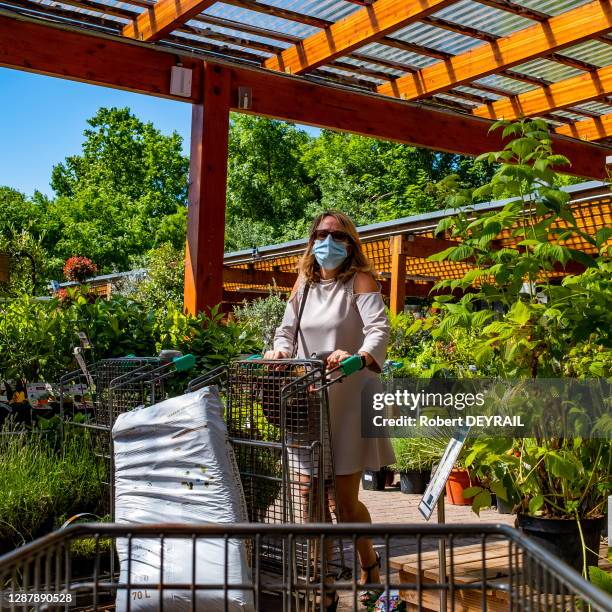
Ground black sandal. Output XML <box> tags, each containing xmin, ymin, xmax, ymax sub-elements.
<box><xmin>321</xmin><ymin>574</ymin><xmax>339</xmax><ymax>612</ymax></box>
<box><xmin>358</xmin><ymin>551</ymin><xmax>383</xmax><ymax>605</ymax></box>
<box><xmin>325</xmin><ymin>592</ymin><xmax>340</xmax><ymax>612</ymax></box>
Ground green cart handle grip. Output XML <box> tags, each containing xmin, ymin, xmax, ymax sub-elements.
<box><xmin>339</xmin><ymin>354</ymin><xmax>365</xmax><ymax>376</ymax></box>
<box><xmin>245</xmin><ymin>354</ymin><xmax>263</xmax><ymax>360</ymax></box>
<box><xmin>173</xmin><ymin>354</ymin><xmax>196</xmax><ymax>371</ymax></box>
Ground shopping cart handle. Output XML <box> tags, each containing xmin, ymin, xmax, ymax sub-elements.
<box><xmin>173</xmin><ymin>354</ymin><xmax>196</xmax><ymax>371</ymax></box>
<box><xmin>339</xmin><ymin>354</ymin><xmax>365</xmax><ymax>376</ymax></box>
<box><xmin>313</xmin><ymin>352</ymin><xmax>364</xmax><ymax>376</ymax></box>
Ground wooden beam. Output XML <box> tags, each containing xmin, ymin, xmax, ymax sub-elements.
<box><xmin>226</xmin><ymin>63</ymin><xmax>610</xmax><ymax>178</ymax></box>
<box><xmin>473</xmin><ymin>65</ymin><xmax>612</xmax><ymax>120</ymax></box>
<box><xmin>223</xmin><ymin>0</ymin><xmax>330</xmax><ymax>29</ymax></box>
<box><xmin>0</xmin><ymin>14</ymin><xmax>204</xmax><ymax>102</ymax></box>
<box><xmin>223</xmin><ymin>289</ymin><xmax>289</xmax><ymax>304</ymax></box>
<box><xmin>404</xmin><ymin>235</ymin><xmax>459</xmax><ymax>259</ymax></box>
<box><xmin>474</xmin><ymin>0</ymin><xmax>548</xmax><ymax>22</ymax></box>
<box><xmin>123</xmin><ymin>0</ymin><xmax>217</xmax><ymax>42</ymax></box>
<box><xmin>223</xmin><ymin>266</ymin><xmax>297</xmax><ymax>287</ymax></box>
<box><xmin>222</xmin><ymin>267</ymin><xmax>437</xmax><ymax>298</ymax></box>
<box><xmin>193</xmin><ymin>13</ymin><xmax>300</xmax><ymax>44</ymax></box>
<box><xmin>222</xmin><ymin>280</ymin><xmax>433</xmax><ymax>302</ymax></box>
<box><xmin>380</xmin><ymin>280</ymin><xmax>434</xmax><ymax>298</ymax></box>
<box><xmin>264</xmin><ymin>0</ymin><xmax>456</xmax><ymax>74</ymax></box>
<box><xmin>423</xmin><ymin>15</ymin><xmax>500</xmax><ymax>43</ymax></box>
<box><xmin>389</xmin><ymin>235</ymin><xmax>407</xmax><ymax>314</ymax></box>
<box><xmin>1</xmin><ymin>15</ymin><xmax>609</xmax><ymax>178</ymax></box>
<box><xmin>377</xmin><ymin>1</ymin><xmax>612</xmax><ymax>100</ymax></box>
<box><xmin>184</xmin><ymin>63</ymin><xmax>230</xmax><ymax>315</ymax></box>
<box><xmin>555</xmin><ymin>113</ymin><xmax>612</xmax><ymax>141</ymax></box>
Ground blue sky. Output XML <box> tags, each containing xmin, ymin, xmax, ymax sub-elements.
<box><xmin>0</xmin><ymin>68</ymin><xmax>318</xmax><ymax>198</ymax></box>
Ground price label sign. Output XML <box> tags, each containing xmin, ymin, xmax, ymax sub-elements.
<box><xmin>418</xmin><ymin>426</ymin><xmax>470</xmax><ymax>520</ymax></box>
<box><xmin>77</xmin><ymin>331</ymin><xmax>92</xmax><ymax>349</ymax></box>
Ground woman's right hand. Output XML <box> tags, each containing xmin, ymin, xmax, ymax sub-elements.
<box><xmin>263</xmin><ymin>350</ymin><xmax>290</xmax><ymax>359</ymax></box>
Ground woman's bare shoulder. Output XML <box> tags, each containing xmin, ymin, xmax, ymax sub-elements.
<box><xmin>353</xmin><ymin>272</ymin><xmax>379</xmax><ymax>294</ymax></box>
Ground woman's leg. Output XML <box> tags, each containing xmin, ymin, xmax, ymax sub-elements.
<box><xmin>297</xmin><ymin>474</ymin><xmax>337</xmax><ymax>608</ymax></box>
<box><xmin>329</xmin><ymin>471</ymin><xmax>380</xmax><ymax>584</ymax></box>
<box><xmin>297</xmin><ymin>474</ymin><xmax>334</xmax><ymax>564</ymax></box>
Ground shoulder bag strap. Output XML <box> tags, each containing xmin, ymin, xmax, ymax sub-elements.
<box><xmin>291</xmin><ymin>282</ymin><xmax>310</xmax><ymax>357</ymax></box>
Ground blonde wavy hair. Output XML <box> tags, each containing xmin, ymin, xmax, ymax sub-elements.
<box><xmin>298</xmin><ymin>210</ymin><xmax>377</xmax><ymax>284</ymax></box>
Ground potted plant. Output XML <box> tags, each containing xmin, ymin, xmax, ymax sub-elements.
<box><xmin>464</xmin><ymin>436</ymin><xmax>608</xmax><ymax>573</ymax></box>
<box><xmin>446</xmin><ymin>466</ymin><xmax>479</xmax><ymax>506</ymax></box>
<box><xmin>362</xmin><ymin>466</ymin><xmax>393</xmax><ymax>491</ymax></box>
<box><xmin>391</xmin><ymin>437</ymin><xmax>441</xmax><ymax>495</ymax></box>
<box><xmin>414</xmin><ymin>119</ymin><xmax>611</xmax><ymax>576</ymax></box>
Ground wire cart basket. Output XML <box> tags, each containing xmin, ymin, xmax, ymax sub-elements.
<box><xmin>0</xmin><ymin>522</ymin><xmax>609</xmax><ymax>612</ymax></box>
<box><xmin>58</xmin><ymin>351</ymin><xmax>196</xmax><ymax>515</ymax></box>
<box><xmin>187</xmin><ymin>354</ymin><xmax>364</xmax><ymax>582</ymax></box>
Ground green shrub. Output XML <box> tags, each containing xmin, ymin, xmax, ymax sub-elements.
<box><xmin>416</xmin><ymin>119</ymin><xmax>612</xmax><ymax>525</ymax></box>
<box><xmin>387</xmin><ymin>327</ymin><xmax>492</xmax><ymax>378</ymax></box>
<box><xmin>0</xmin><ymin>294</ymin><xmax>258</xmax><ymax>383</ymax></box>
<box><xmin>233</xmin><ymin>291</ymin><xmax>288</xmax><ymax>352</ymax></box>
<box><xmin>388</xmin><ymin>310</ymin><xmax>429</xmax><ymax>361</ymax></box>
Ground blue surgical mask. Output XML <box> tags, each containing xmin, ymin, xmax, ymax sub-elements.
<box><xmin>313</xmin><ymin>235</ymin><xmax>348</xmax><ymax>270</ymax></box>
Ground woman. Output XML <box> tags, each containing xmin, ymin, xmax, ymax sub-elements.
<box><xmin>265</xmin><ymin>210</ymin><xmax>395</xmax><ymax>610</ymax></box>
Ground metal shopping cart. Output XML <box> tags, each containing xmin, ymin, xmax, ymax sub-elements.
<box><xmin>187</xmin><ymin>354</ymin><xmax>365</xmax><ymax>582</ymax></box>
<box><xmin>58</xmin><ymin>351</ymin><xmax>196</xmax><ymax>516</ymax></box>
<box><xmin>0</xmin><ymin>522</ymin><xmax>609</xmax><ymax>612</ymax></box>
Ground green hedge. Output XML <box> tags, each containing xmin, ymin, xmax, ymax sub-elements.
<box><xmin>0</xmin><ymin>293</ymin><xmax>259</xmax><ymax>383</ymax></box>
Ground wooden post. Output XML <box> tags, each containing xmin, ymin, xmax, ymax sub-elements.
<box><xmin>0</xmin><ymin>254</ymin><xmax>9</xmax><ymax>283</ymax></box>
<box><xmin>184</xmin><ymin>62</ymin><xmax>231</xmax><ymax>315</ymax></box>
<box><xmin>389</xmin><ymin>235</ymin><xmax>407</xmax><ymax>315</ymax></box>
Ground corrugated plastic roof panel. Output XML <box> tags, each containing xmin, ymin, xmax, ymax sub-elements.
<box><xmin>3</xmin><ymin>0</ymin><xmax>611</xmax><ymax>144</ymax></box>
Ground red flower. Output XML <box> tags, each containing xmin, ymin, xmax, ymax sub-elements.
<box><xmin>63</xmin><ymin>256</ymin><xmax>98</xmax><ymax>282</ymax></box>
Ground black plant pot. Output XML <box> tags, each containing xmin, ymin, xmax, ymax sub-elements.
<box><xmin>496</xmin><ymin>496</ymin><xmax>514</xmax><ymax>515</ymax></box>
<box><xmin>399</xmin><ymin>469</ymin><xmax>429</xmax><ymax>495</ymax></box>
<box><xmin>517</xmin><ymin>514</ymin><xmax>605</xmax><ymax>576</ymax></box>
<box><xmin>362</xmin><ymin>468</ymin><xmax>388</xmax><ymax>491</ymax></box>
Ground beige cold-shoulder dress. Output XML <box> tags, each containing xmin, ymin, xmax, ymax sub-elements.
<box><xmin>273</xmin><ymin>274</ymin><xmax>396</xmax><ymax>476</ymax></box>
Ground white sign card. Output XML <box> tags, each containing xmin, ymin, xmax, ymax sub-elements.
<box><xmin>418</xmin><ymin>426</ymin><xmax>470</xmax><ymax>520</ymax></box>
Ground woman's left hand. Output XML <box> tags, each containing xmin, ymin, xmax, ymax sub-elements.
<box><xmin>326</xmin><ymin>350</ymin><xmax>351</xmax><ymax>368</ymax></box>
<box><xmin>358</xmin><ymin>351</ymin><xmax>374</xmax><ymax>368</ymax></box>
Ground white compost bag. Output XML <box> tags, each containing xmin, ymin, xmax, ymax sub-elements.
<box><xmin>112</xmin><ymin>386</ymin><xmax>253</xmax><ymax>612</ymax></box>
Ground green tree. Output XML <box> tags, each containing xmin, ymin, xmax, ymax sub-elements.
<box><xmin>225</xmin><ymin>115</ymin><xmax>318</xmax><ymax>250</ymax></box>
<box><xmin>1</xmin><ymin>109</ymin><xmax>498</xmax><ymax>282</ymax></box>
<box><xmin>44</xmin><ymin>107</ymin><xmax>189</xmax><ymax>274</ymax></box>
<box><xmin>300</xmin><ymin>131</ymin><xmax>495</xmax><ymax>225</ymax></box>
<box><xmin>421</xmin><ymin>119</ymin><xmax>611</xmax><ymax>378</ymax></box>
<box><xmin>0</xmin><ymin>188</ymin><xmax>52</xmax><ymax>295</ymax></box>
<box><xmin>50</xmin><ymin>107</ymin><xmax>188</xmax><ymax>205</ymax></box>
<box><xmin>0</xmin><ymin>187</ymin><xmax>44</xmax><ymax>233</ymax></box>
<box><xmin>127</xmin><ymin>243</ymin><xmax>185</xmax><ymax>312</ymax></box>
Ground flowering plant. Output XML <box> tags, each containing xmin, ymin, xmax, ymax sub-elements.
<box><xmin>63</xmin><ymin>256</ymin><xmax>97</xmax><ymax>282</ymax></box>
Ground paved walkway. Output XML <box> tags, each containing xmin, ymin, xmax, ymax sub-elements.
<box><xmin>332</xmin><ymin>482</ymin><xmax>516</xmax><ymax>610</ymax></box>
<box><xmin>362</xmin><ymin>481</ymin><xmax>515</xmax><ymax>527</ymax></box>
<box><xmin>262</xmin><ymin>480</ymin><xmax>517</xmax><ymax>610</ymax></box>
